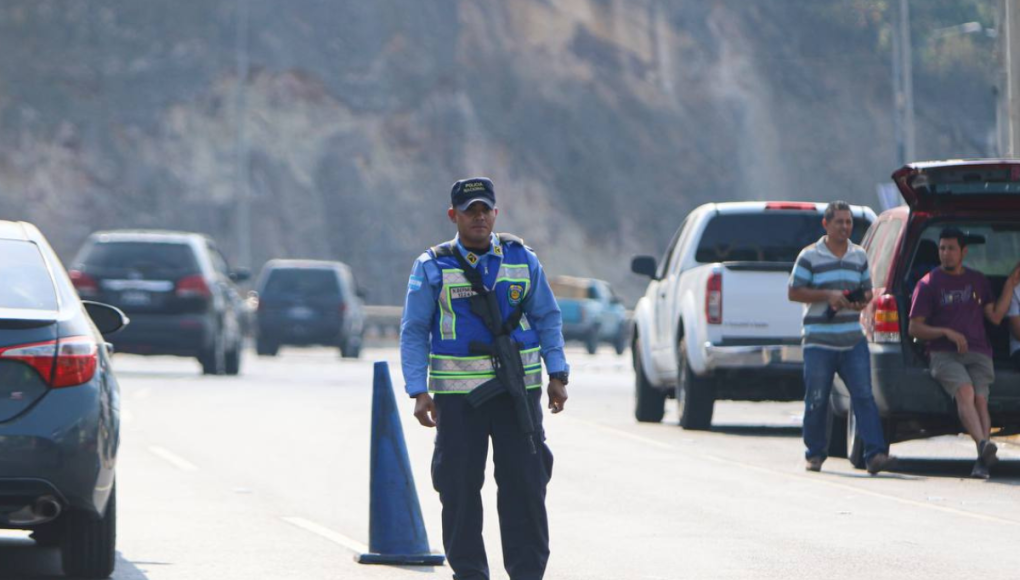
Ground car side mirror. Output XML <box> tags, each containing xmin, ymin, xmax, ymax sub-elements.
<box><xmin>229</xmin><ymin>268</ymin><xmax>251</xmax><ymax>282</ymax></box>
<box><xmin>83</xmin><ymin>301</ymin><xmax>129</xmax><ymax>335</ymax></box>
<box><xmin>631</xmin><ymin>256</ymin><xmax>658</xmax><ymax>279</ymax></box>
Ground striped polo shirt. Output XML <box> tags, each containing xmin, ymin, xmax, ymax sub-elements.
<box><xmin>789</xmin><ymin>236</ymin><xmax>871</xmax><ymax>350</ymax></box>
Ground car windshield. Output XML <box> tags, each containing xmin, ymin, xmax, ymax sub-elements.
<box><xmin>262</xmin><ymin>269</ymin><xmax>341</xmax><ymax>299</ymax></box>
<box><xmin>695</xmin><ymin>213</ymin><xmax>870</xmax><ymax>263</ymax></box>
<box><xmin>0</xmin><ymin>240</ymin><xmax>59</xmax><ymax>312</ymax></box>
<box><xmin>81</xmin><ymin>241</ymin><xmax>200</xmax><ymax>278</ymax></box>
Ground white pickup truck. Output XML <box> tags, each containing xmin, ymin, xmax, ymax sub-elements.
<box><xmin>630</xmin><ymin>201</ymin><xmax>876</xmax><ymax>429</ymax></box>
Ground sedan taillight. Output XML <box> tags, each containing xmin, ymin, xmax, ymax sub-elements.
<box><xmin>0</xmin><ymin>336</ymin><xmax>99</xmax><ymax>388</ymax></box>
<box><xmin>176</xmin><ymin>275</ymin><xmax>212</xmax><ymax>299</ymax></box>
<box><xmin>69</xmin><ymin>270</ymin><xmax>100</xmax><ymax>298</ymax></box>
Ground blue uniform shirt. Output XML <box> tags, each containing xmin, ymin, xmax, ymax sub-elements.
<box><xmin>400</xmin><ymin>233</ymin><xmax>568</xmax><ymax>397</ymax></box>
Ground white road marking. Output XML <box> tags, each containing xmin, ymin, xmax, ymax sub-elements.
<box><xmin>148</xmin><ymin>446</ymin><xmax>199</xmax><ymax>472</ymax></box>
<box><xmin>281</xmin><ymin>517</ymin><xmax>368</xmax><ymax>554</ymax></box>
<box><xmin>121</xmin><ymin>408</ymin><xmax>134</xmax><ymax>424</ymax></box>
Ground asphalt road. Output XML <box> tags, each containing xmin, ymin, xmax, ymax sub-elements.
<box><xmin>2</xmin><ymin>344</ymin><xmax>1019</xmax><ymax>579</ymax></box>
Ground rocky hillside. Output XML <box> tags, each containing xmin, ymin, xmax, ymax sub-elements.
<box><xmin>0</xmin><ymin>1</ymin><xmax>997</xmax><ymax>303</ymax></box>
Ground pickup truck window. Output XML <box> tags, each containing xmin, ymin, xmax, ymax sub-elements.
<box><xmin>694</xmin><ymin>213</ymin><xmax>870</xmax><ymax>264</ymax></box>
<box><xmin>657</xmin><ymin>217</ymin><xmax>688</xmax><ymax>279</ymax></box>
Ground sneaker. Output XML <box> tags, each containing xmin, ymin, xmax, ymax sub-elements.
<box><xmin>978</xmin><ymin>440</ymin><xmax>999</xmax><ymax>468</ymax></box>
<box><xmin>971</xmin><ymin>460</ymin><xmax>990</xmax><ymax>480</ymax></box>
<box><xmin>865</xmin><ymin>452</ymin><xmax>898</xmax><ymax>475</ymax></box>
<box><xmin>805</xmin><ymin>457</ymin><xmax>823</xmax><ymax>472</ymax></box>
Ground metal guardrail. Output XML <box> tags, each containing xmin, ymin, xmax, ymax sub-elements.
<box><xmin>364</xmin><ymin>305</ymin><xmax>403</xmax><ymax>343</ymax></box>
<box><xmin>364</xmin><ymin>305</ymin><xmax>635</xmax><ymax>346</ymax></box>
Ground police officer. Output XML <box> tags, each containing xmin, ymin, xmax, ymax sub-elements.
<box><xmin>400</xmin><ymin>177</ymin><xmax>569</xmax><ymax>580</ymax></box>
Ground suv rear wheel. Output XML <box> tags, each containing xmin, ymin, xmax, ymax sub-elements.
<box><xmin>634</xmin><ymin>335</ymin><xmax>666</xmax><ymax>422</ymax></box>
<box><xmin>585</xmin><ymin>325</ymin><xmax>600</xmax><ymax>355</ymax></box>
<box><xmin>340</xmin><ymin>335</ymin><xmax>362</xmax><ymax>359</ymax></box>
<box><xmin>256</xmin><ymin>337</ymin><xmax>279</xmax><ymax>357</ymax></box>
<box><xmin>847</xmin><ymin>403</ymin><xmax>895</xmax><ymax>469</ymax></box>
<box><xmin>61</xmin><ymin>484</ymin><xmax>116</xmax><ymax>579</ymax></box>
<box><xmin>200</xmin><ymin>332</ymin><xmax>226</xmax><ymax>375</ymax></box>
<box><xmin>225</xmin><ymin>339</ymin><xmax>242</xmax><ymax>375</ymax></box>
<box><xmin>676</xmin><ymin>337</ymin><xmax>714</xmax><ymax>430</ymax></box>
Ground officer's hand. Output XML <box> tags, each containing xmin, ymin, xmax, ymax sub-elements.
<box><xmin>548</xmin><ymin>379</ymin><xmax>568</xmax><ymax>414</ymax></box>
<box><xmin>414</xmin><ymin>393</ymin><xmax>437</xmax><ymax>427</ymax></box>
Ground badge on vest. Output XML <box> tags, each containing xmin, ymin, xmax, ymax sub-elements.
<box><xmin>450</xmin><ymin>287</ymin><xmax>477</xmax><ymax>300</ymax></box>
<box><xmin>507</xmin><ymin>284</ymin><xmax>525</xmax><ymax>306</ymax></box>
<box><xmin>465</xmin><ymin>252</ymin><xmax>479</xmax><ymax>266</ymax></box>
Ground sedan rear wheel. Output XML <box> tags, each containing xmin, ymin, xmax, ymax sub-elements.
<box><xmin>61</xmin><ymin>484</ymin><xmax>116</xmax><ymax>579</ymax></box>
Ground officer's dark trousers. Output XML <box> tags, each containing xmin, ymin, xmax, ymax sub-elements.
<box><xmin>431</xmin><ymin>388</ymin><xmax>553</xmax><ymax>580</ymax></box>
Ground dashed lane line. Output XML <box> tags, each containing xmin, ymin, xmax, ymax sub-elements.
<box><xmin>281</xmin><ymin>517</ymin><xmax>368</xmax><ymax>554</ymax></box>
<box><xmin>148</xmin><ymin>446</ymin><xmax>199</xmax><ymax>472</ymax></box>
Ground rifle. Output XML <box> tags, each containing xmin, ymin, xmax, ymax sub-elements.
<box><xmin>440</xmin><ymin>243</ymin><xmax>537</xmax><ymax>454</ymax></box>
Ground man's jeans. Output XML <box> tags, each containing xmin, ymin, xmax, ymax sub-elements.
<box><xmin>803</xmin><ymin>339</ymin><xmax>887</xmax><ymax>462</ymax></box>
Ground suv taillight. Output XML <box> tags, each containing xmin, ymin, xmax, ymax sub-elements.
<box><xmin>706</xmin><ymin>272</ymin><xmax>723</xmax><ymax>324</ymax></box>
<box><xmin>69</xmin><ymin>270</ymin><xmax>99</xmax><ymax>298</ymax></box>
<box><xmin>0</xmin><ymin>337</ymin><xmax>99</xmax><ymax>388</ymax></box>
<box><xmin>176</xmin><ymin>275</ymin><xmax>211</xmax><ymax>299</ymax></box>
<box><xmin>873</xmin><ymin>294</ymin><xmax>900</xmax><ymax>343</ymax></box>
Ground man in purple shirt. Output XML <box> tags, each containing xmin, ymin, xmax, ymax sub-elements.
<box><xmin>908</xmin><ymin>227</ymin><xmax>1019</xmax><ymax>479</ymax></box>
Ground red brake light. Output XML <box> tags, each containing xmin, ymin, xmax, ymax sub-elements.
<box><xmin>706</xmin><ymin>272</ymin><xmax>723</xmax><ymax>324</ymax></box>
<box><xmin>0</xmin><ymin>337</ymin><xmax>98</xmax><ymax>388</ymax></box>
<box><xmin>873</xmin><ymin>294</ymin><xmax>900</xmax><ymax>343</ymax></box>
<box><xmin>765</xmin><ymin>202</ymin><xmax>818</xmax><ymax>211</ymax></box>
<box><xmin>69</xmin><ymin>270</ymin><xmax>99</xmax><ymax>297</ymax></box>
<box><xmin>176</xmin><ymin>275</ymin><xmax>211</xmax><ymax>299</ymax></box>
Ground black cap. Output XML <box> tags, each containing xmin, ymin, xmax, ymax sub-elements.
<box><xmin>450</xmin><ymin>177</ymin><xmax>496</xmax><ymax>211</ymax></box>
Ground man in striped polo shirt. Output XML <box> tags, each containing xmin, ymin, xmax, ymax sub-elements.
<box><xmin>788</xmin><ymin>201</ymin><xmax>896</xmax><ymax>474</ymax></box>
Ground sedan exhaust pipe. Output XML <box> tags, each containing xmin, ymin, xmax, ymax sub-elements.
<box><xmin>33</xmin><ymin>496</ymin><xmax>62</xmax><ymax>520</ymax></box>
<box><xmin>2</xmin><ymin>495</ymin><xmax>63</xmax><ymax>526</ymax></box>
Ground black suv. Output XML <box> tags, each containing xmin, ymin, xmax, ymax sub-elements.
<box><xmin>253</xmin><ymin>260</ymin><xmax>365</xmax><ymax>358</ymax></box>
<box><xmin>69</xmin><ymin>230</ymin><xmax>249</xmax><ymax>375</ymax></box>
<box><xmin>829</xmin><ymin>160</ymin><xmax>1020</xmax><ymax>468</ymax></box>
<box><xmin>1</xmin><ymin>220</ymin><xmax>127</xmax><ymax>578</ymax></box>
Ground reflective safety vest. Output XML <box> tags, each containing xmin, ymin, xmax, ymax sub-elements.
<box><xmin>427</xmin><ymin>234</ymin><xmax>542</xmax><ymax>395</ymax></box>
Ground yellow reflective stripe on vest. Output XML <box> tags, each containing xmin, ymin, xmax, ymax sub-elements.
<box><xmin>437</xmin><ymin>269</ymin><xmax>471</xmax><ymax>340</ymax></box>
<box><xmin>429</xmin><ymin>367</ymin><xmax>543</xmax><ymax>394</ymax></box>
<box><xmin>430</xmin><ymin>348</ymin><xmax>541</xmax><ymax>373</ymax></box>
<box><xmin>428</xmin><ymin>348</ymin><xmax>542</xmax><ymax>394</ymax></box>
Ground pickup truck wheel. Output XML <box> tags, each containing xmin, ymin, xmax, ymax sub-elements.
<box><xmin>585</xmin><ymin>325</ymin><xmax>600</xmax><ymax>355</ymax></box>
<box><xmin>676</xmin><ymin>338</ymin><xmax>714</xmax><ymax>430</ymax></box>
<box><xmin>847</xmin><ymin>404</ymin><xmax>894</xmax><ymax>469</ymax></box>
<box><xmin>613</xmin><ymin>326</ymin><xmax>628</xmax><ymax>355</ymax></box>
<box><xmin>634</xmin><ymin>337</ymin><xmax>665</xmax><ymax>422</ymax></box>
<box><xmin>827</xmin><ymin>403</ymin><xmax>848</xmax><ymax>459</ymax></box>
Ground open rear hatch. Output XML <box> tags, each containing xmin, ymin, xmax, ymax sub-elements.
<box><xmin>892</xmin><ymin>160</ymin><xmax>1020</xmax><ymax>212</ymax></box>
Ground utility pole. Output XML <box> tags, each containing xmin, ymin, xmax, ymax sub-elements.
<box><xmin>892</xmin><ymin>0</ymin><xmax>916</xmax><ymax>165</ymax></box>
<box><xmin>234</xmin><ymin>0</ymin><xmax>252</xmax><ymax>270</ymax></box>
<box><xmin>1004</xmin><ymin>0</ymin><xmax>1020</xmax><ymax>157</ymax></box>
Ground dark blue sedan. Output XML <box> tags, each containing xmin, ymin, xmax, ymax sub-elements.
<box><xmin>0</xmin><ymin>220</ymin><xmax>127</xmax><ymax>578</ymax></box>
